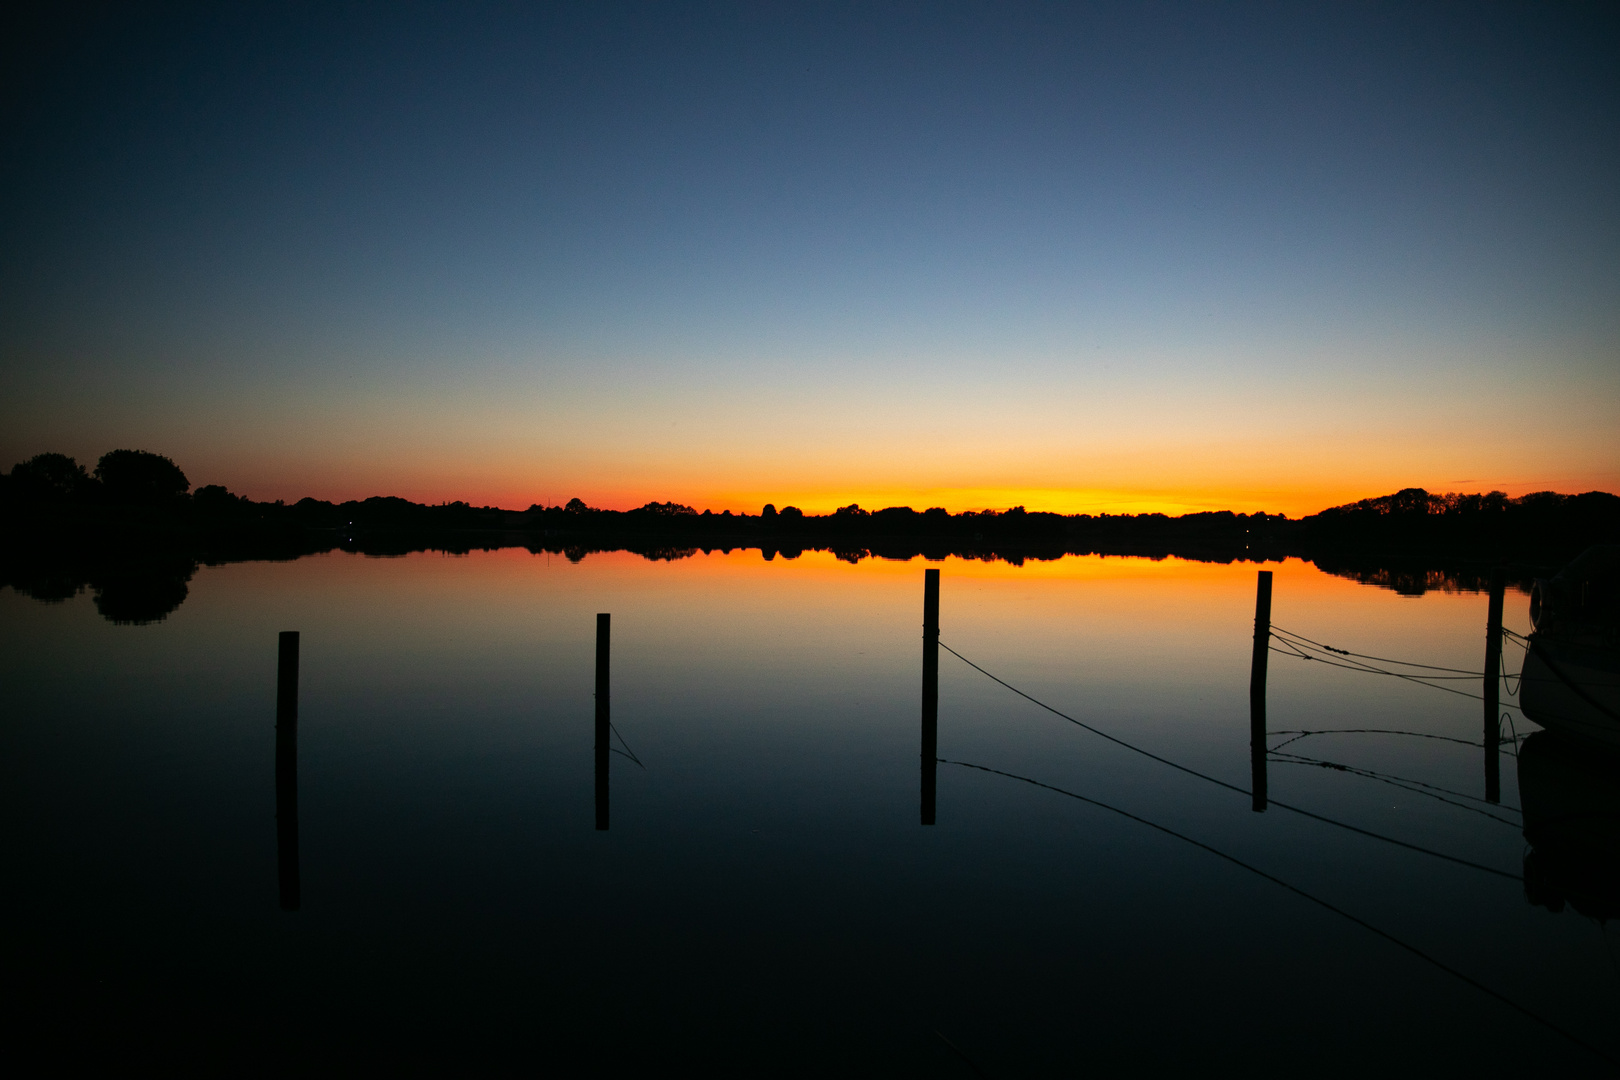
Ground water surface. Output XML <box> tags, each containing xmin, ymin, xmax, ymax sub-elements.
<box><xmin>2</xmin><ymin>550</ymin><xmax>1613</xmax><ymax>1073</ymax></box>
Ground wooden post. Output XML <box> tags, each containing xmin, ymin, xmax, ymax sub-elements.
<box><xmin>276</xmin><ymin>631</ymin><xmax>301</xmax><ymax>911</ymax></box>
<box><xmin>595</xmin><ymin>613</ymin><xmax>610</xmax><ymax>831</ymax></box>
<box><xmin>1484</xmin><ymin>570</ymin><xmax>1504</xmax><ymax>804</ymax></box>
<box><xmin>921</xmin><ymin>569</ymin><xmax>939</xmax><ymax>826</ymax></box>
<box><xmin>1250</xmin><ymin>571</ymin><xmax>1272</xmax><ymax>813</ymax></box>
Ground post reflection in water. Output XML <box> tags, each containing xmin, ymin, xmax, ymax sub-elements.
<box><xmin>275</xmin><ymin>630</ymin><xmax>300</xmax><ymax>912</ymax></box>
<box><xmin>920</xmin><ymin>569</ymin><xmax>939</xmax><ymax>826</ymax></box>
<box><xmin>1249</xmin><ymin>569</ymin><xmax>1271</xmax><ymax>812</ymax></box>
<box><xmin>1483</xmin><ymin>569</ymin><xmax>1504</xmax><ymax>803</ymax></box>
<box><xmin>595</xmin><ymin>613</ymin><xmax>610</xmax><ymax>831</ymax></box>
<box><xmin>14</xmin><ymin>547</ymin><xmax>1620</xmax><ymax>1070</ymax></box>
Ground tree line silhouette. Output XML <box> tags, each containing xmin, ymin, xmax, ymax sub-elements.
<box><xmin>4</xmin><ymin>449</ymin><xmax>1617</xmax><ymax>623</ymax></box>
<box><xmin>7</xmin><ymin>450</ymin><xmax>191</xmax><ymax>506</ymax></box>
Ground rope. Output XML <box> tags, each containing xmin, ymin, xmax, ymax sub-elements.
<box><xmin>938</xmin><ymin>757</ymin><xmax>1614</xmax><ymax>1068</ymax></box>
<box><xmin>1500</xmin><ymin>629</ymin><xmax>1528</xmax><ymax>698</ymax></box>
<box><xmin>610</xmin><ymin>722</ymin><xmax>645</xmax><ymax>769</ymax></box>
<box><xmin>938</xmin><ymin>641</ymin><xmax>1521</xmax><ymax>882</ymax></box>
<box><xmin>1502</xmin><ymin>711</ymin><xmax>1524</xmax><ymax>754</ymax></box>
<box><xmin>1269</xmin><ymin>626</ymin><xmax>1486</xmax><ymax>675</ymax></box>
<box><xmin>1267</xmin><ymin>752</ymin><xmax>1522</xmax><ymax>824</ymax></box>
<box><xmin>1502</xmin><ymin>665</ymin><xmax>1523</xmax><ymax>699</ymax></box>
<box><xmin>1267</xmin><ymin>729</ymin><xmax>1489</xmax><ymax>752</ymax></box>
<box><xmin>1271</xmin><ymin>727</ymin><xmax>1518</xmax><ymax>759</ymax></box>
<box><xmin>1271</xmin><ymin>641</ymin><xmax>1482</xmax><ymax>679</ymax></box>
<box><xmin>939</xmin><ymin>639</ymin><xmax>1249</xmax><ymax>795</ymax></box>
<box><xmin>1268</xmin><ymin>641</ymin><xmax>1492</xmax><ymax>702</ymax></box>
<box><xmin>1253</xmin><ymin>796</ymin><xmax>1518</xmax><ymax>879</ymax></box>
<box><xmin>932</xmin><ymin>1031</ymin><xmax>991</xmax><ymax>1079</ymax></box>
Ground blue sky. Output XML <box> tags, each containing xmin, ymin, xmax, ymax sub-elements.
<box><xmin>3</xmin><ymin>2</ymin><xmax>1616</xmax><ymax>512</ymax></box>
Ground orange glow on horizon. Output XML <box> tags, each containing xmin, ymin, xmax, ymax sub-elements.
<box><xmin>215</xmin><ymin>544</ymin><xmax>1313</xmax><ymax>589</ymax></box>
<box><xmin>208</xmin><ymin>546</ymin><xmax>1519</xmax><ymax>616</ymax></box>
<box><xmin>224</xmin><ymin>478</ymin><xmax>1615</xmax><ymax>521</ymax></box>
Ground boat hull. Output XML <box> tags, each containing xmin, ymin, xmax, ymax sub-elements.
<box><xmin>1518</xmin><ymin>635</ymin><xmax>1620</xmax><ymax>749</ymax></box>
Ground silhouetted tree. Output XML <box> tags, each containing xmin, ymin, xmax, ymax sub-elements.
<box><xmin>2</xmin><ymin>563</ymin><xmax>84</xmax><ymax>602</ymax></box>
<box><xmin>565</xmin><ymin>497</ymin><xmax>591</xmax><ymax>513</ymax></box>
<box><xmin>95</xmin><ymin>450</ymin><xmax>189</xmax><ymax>506</ymax></box>
<box><xmin>91</xmin><ymin>555</ymin><xmax>195</xmax><ymax>624</ymax></box>
<box><xmin>761</xmin><ymin>503</ymin><xmax>777</xmax><ymax>519</ymax></box>
<box><xmin>9</xmin><ymin>453</ymin><xmax>94</xmax><ymax>503</ymax></box>
<box><xmin>193</xmin><ymin>484</ymin><xmax>246</xmax><ymax>513</ymax></box>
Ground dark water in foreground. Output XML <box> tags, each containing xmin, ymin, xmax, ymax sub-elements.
<box><xmin>2</xmin><ymin>550</ymin><xmax>1615</xmax><ymax>1074</ymax></box>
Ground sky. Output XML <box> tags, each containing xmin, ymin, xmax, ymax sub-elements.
<box><xmin>2</xmin><ymin>1</ymin><xmax>1617</xmax><ymax>516</ymax></box>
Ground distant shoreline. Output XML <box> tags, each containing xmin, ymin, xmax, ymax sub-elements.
<box><xmin>5</xmin><ymin>483</ymin><xmax>1617</xmax><ymax>561</ymax></box>
<box><xmin>5</xmin><ymin>448</ymin><xmax>1616</xmax><ymax>623</ymax></box>
<box><xmin>5</xmin><ymin>483</ymin><xmax>1616</xmax><ymax>625</ymax></box>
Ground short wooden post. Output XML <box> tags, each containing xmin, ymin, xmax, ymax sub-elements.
<box><xmin>595</xmin><ymin>613</ymin><xmax>610</xmax><ymax>831</ymax></box>
<box><xmin>921</xmin><ymin>569</ymin><xmax>939</xmax><ymax>826</ymax></box>
<box><xmin>1483</xmin><ymin>570</ymin><xmax>1504</xmax><ymax>804</ymax></box>
<box><xmin>1250</xmin><ymin>571</ymin><xmax>1272</xmax><ymax>812</ymax></box>
<box><xmin>276</xmin><ymin>631</ymin><xmax>301</xmax><ymax>911</ymax></box>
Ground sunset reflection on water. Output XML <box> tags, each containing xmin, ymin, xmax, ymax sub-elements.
<box><xmin>0</xmin><ymin>548</ymin><xmax>1602</xmax><ymax>1073</ymax></box>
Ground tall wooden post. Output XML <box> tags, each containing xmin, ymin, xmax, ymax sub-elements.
<box><xmin>1250</xmin><ymin>571</ymin><xmax>1272</xmax><ymax>813</ymax></box>
<box><xmin>1483</xmin><ymin>570</ymin><xmax>1504</xmax><ymax>804</ymax></box>
<box><xmin>595</xmin><ymin>613</ymin><xmax>610</xmax><ymax>831</ymax></box>
<box><xmin>276</xmin><ymin>631</ymin><xmax>301</xmax><ymax>911</ymax></box>
<box><xmin>921</xmin><ymin>569</ymin><xmax>940</xmax><ymax>826</ymax></box>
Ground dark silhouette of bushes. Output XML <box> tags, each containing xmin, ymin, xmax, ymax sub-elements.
<box><xmin>91</xmin><ymin>555</ymin><xmax>195</xmax><ymax>624</ymax></box>
<box><xmin>192</xmin><ymin>484</ymin><xmax>257</xmax><ymax>516</ymax></box>
<box><xmin>7</xmin><ymin>453</ymin><xmax>96</xmax><ymax>504</ymax></box>
<box><xmin>5</xmin><ymin>446</ymin><xmax>1618</xmax><ymax>622</ymax></box>
<box><xmin>0</xmin><ymin>548</ymin><xmax>196</xmax><ymax>624</ymax></box>
<box><xmin>1301</xmin><ymin>487</ymin><xmax>1620</xmax><ymax>559</ymax></box>
<box><xmin>94</xmin><ymin>450</ymin><xmax>190</xmax><ymax>506</ymax></box>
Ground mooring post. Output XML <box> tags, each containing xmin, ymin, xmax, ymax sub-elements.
<box><xmin>921</xmin><ymin>569</ymin><xmax>940</xmax><ymax>826</ymax></box>
<box><xmin>1483</xmin><ymin>570</ymin><xmax>1504</xmax><ymax>804</ymax></box>
<box><xmin>1250</xmin><ymin>571</ymin><xmax>1272</xmax><ymax>813</ymax></box>
<box><xmin>275</xmin><ymin>631</ymin><xmax>301</xmax><ymax>911</ymax></box>
<box><xmin>595</xmin><ymin>613</ymin><xmax>610</xmax><ymax>831</ymax></box>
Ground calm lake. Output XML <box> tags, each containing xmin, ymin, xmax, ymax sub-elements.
<box><xmin>2</xmin><ymin>549</ymin><xmax>1614</xmax><ymax>1073</ymax></box>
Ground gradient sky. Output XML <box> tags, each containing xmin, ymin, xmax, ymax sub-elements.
<box><xmin>3</xmin><ymin>2</ymin><xmax>1616</xmax><ymax>515</ymax></box>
